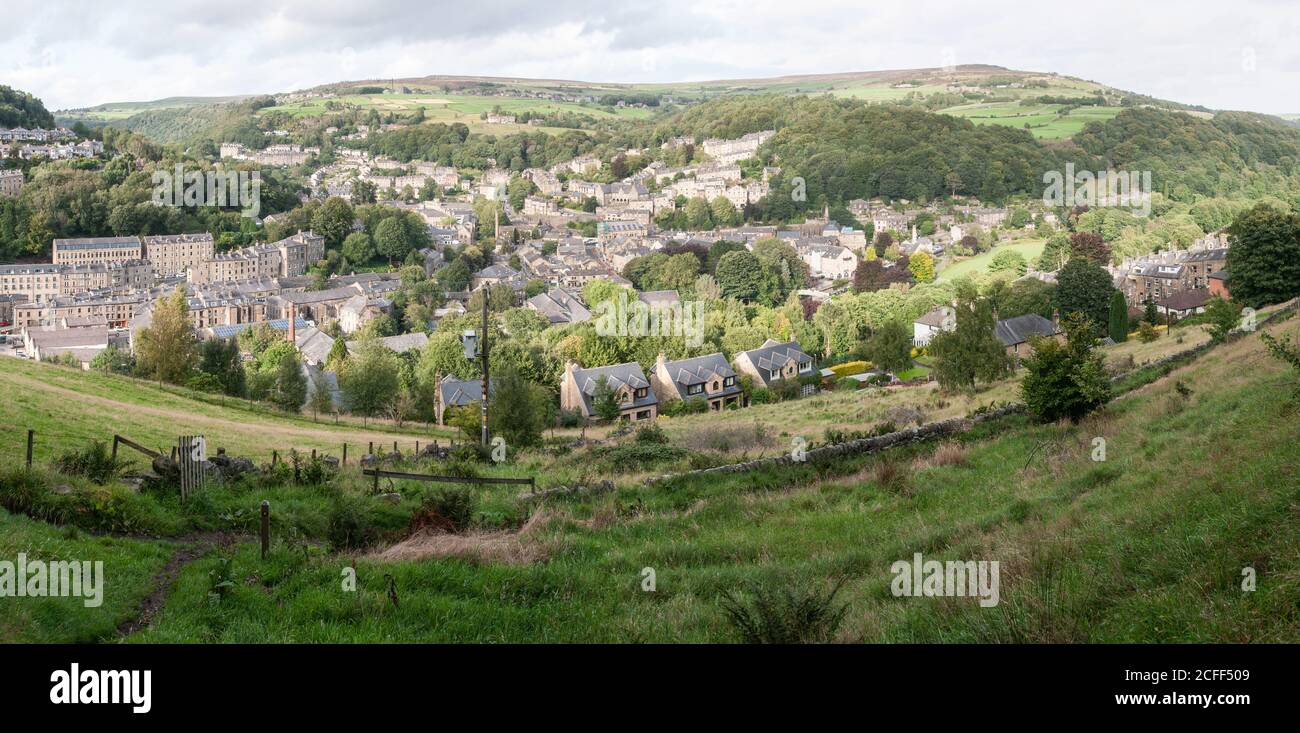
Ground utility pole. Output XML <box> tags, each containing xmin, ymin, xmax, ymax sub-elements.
<box><xmin>479</xmin><ymin>291</ymin><xmax>489</xmax><ymax>447</ymax></box>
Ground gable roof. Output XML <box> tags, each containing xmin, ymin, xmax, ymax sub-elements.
<box><xmin>1158</xmin><ymin>288</ymin><xmax>1212</xmax><ymax>311</ymax></box>
<box><xmin>659</xmin><ymin>353</ymin><xmax>741</xmax><ymax>400</ymax></box>
<box><xmin>570</xmin><ymin>361</ymin><xmax>657</xmax><ymax>414</ymax></box>
<box><xmin>739</xmin><ymin>339</ymin><xmax>812</xmax><ymax>376</ymax></box>
<box><xmin>527</xmin><ymin>288</ymin><xmax>591</xmax><ymax>324</ymax></box>
<box><xmin>994</xmin><ymin>314</ymin><xmax>1059</xmax><ymax>347</ymax></box>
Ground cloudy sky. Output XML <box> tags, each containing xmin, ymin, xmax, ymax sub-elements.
<box><xmin>2</xmin><ymin>0</ymin><xmax>1297</xmax><ymax>113</ymax></box>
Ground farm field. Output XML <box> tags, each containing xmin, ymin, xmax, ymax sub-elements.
<box><xmin>938</xmin><ymin>239</ymin><xmax>1046</xmax><ymax>281</ymax></box>
<box><xmin>939</xmin><ymin>101</ymin><xmax>1121</xmax><ymax>139</ymax></box>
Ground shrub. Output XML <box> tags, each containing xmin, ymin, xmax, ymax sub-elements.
<box><xmin>719</xmin><ymin>577</ymin><xmax>849</xmax><ymax>644</ymax></box>
<box><xmin>750</xmin><ymin>388</ymin><xmax>773</xmax><ymax>405</ymax></box>
<box><xmin>52</xmin><ymin>440</ymin><xmax>126</xmax><ymax>485</ymax></box>
<box><xmin>1138</xmin><ymin>322</ymin><xmax>1159</xmax><ymax>343</ymax></box>
<box><xmin>634</xmin><ymin>422</ymin><xmax>669</xmax><ymax>444</ymax></box>
<box><xmin>827</xmin><ymin>360</ymin><xmax>869</xmax><ymax>378</ymax></box>
<box><xmin>327</xmin><ymin>495</ymin><xmax>379</xmax><ymax>551</ymax></box>
<box><xmin>556</xmin><ymin>409</ymin><xmax>583</xmax><ymax>429</ymax></box>
<box><xmin>412</xmin><ymin>486</ymin><xmax>478</xmax><ymax>533</ymax></box>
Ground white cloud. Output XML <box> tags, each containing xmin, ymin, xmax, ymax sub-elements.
<box><xmin>1</xmin><ymin>0</ymin><xmax>1297</xmax><ymax>113</ymax></box>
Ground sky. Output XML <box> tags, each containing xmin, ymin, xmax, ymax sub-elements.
<box><xmin>2</xmin><ymin>0</ymin><xmax>1298</xmax><ymax>114</ymax></box>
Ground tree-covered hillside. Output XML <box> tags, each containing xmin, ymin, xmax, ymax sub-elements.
<box><xmin>0</xmin><ymin>85</ymin><xmax>56</xmax><ymax>129</ymax></box>
<box><xmin>1074</xmin><ymin>108</ymin><xmax>1300</xmax><ymax>198</ymax></box>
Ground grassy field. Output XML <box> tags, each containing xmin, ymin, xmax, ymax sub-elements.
<box><xmin>939</xmin><ymin>102</ymin><xmax>1121</xmax><ymax>139</ymax></box>
<box><xmin>0</xmin><ymin>356</ymin><xmax>454</xmax><ymax>468</ymax></box>
<box><xmin>938</xmin><ymin>239</ymin><xmax>1046</xmax><ymax>281</ymax></box>
<box><xmin>134</xmin><ymin>314</ymin><xmax>1300</xmax><ymax>642</ymax></box>
<box><xmin>3</xmin><ymin>313</ymin><xmax>1297</xmax><ymax>643</ymax></box>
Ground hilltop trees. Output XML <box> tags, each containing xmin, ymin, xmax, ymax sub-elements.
<box><xmin>0</xmin><ymin>85</ymin><xmax>55</xmax><ymax>128</ymax></box>
<box><xmin>1021</xmin><ymin>312</ymin><xmax>1112</xmax><ymax>423</ymax></box>
<box><xmin>136</xmin><ymin>287</ymin><xmax>197</xmax><ymax>385</ymax></box>
<box><xmin>1225</xmin><ymin>203</ymin><xmax>1300</xmax><ymax>308</ymax></box>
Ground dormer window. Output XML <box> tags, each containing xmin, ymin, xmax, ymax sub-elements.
<box><xmin>635</xmin><ymin>387</ymin><xmax>648</xmax><ymax>399</ymax></box>
<box><xmin>724</xmin><ymin>376</ymin><xmax>735</xmax><ymax>387</ymax></box>
<box><xmin>687</xmin><ymin>384</ymin><xmax>704</xmax><ymax>395</ymax></box>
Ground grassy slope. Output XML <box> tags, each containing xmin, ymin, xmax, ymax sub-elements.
<box><xmin>0</xmin><ymin>510</ymin><xmax>174</xmax><ymax>642</ymax></box>
<box><xmin>126</xmin><ymin>314</ymin><xmax>1300</xmax><ymax>642</ymax></box>
<box><xmin>938</xmin><ymin>239</ymin><xmax>1046</xmax><ymax>281</ymax></box>
<box><xmin>0</xmin><ymin>356</ymin><xmax>454</xmax><ymax>467</ymax></box>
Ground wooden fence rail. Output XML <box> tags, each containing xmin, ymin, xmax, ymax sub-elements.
<box><xmin>362</xmin><ymin>467</ymin><xmax>534</xmax><ymax>493</ymax></box>
<box><xmin>112</xmin><ymin>434</ymin><xmax>161</xmax><ymax>462</ymax></box>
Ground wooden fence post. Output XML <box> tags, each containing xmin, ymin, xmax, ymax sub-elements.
<box><xmin>342</xmin><ymin>444</ymin><xmax>347</xmax><ymax>466</ymax></box>
<box><xmin>369</xmin><ymin>441</ymin><xmax>373</xmax><ymax>455</ymax></box>
<box><xmin>371</xmin><ymin>469</ymin><xmax>380</xmax><ymax>494</ymax></box>
<box><xmin>111</xmin><ymin>435</ymin><xmax>119</xmax><ymax>463</ymax></box>
<box><xmin>26</xmin><ymin>429</ymin><xmax>34</xmax><ymax>470</ymax></box>
<box><xmin>271</xmin><ymin>450</ymin><xmax>278</xmax><ymax>468</ymax></box>
<box><xmin>260</xmin><ymin>500</ymin><xmax>270</xmax><ymax>560</ymax></box>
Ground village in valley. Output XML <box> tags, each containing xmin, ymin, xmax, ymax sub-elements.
<box><xmin>2</xmin><ymin>10</ymin><xmax>1299</xmax><ymax>659</ymax></box>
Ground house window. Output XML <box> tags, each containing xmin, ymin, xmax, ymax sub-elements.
<box><xmin>770</xmin><ymin>369</ymin><xmax>779</xmax><ymax>380</ymax></box>
<box><xmin>687</xmin><ymin>384</ymin><xmax>703</xmax><ymax>395</ymax></box>
<box><xmin>799</xmin><ymin>361</ymin><xmax>812</xmax><ymax>372</ymax></box>
<box><xmin>724</xmin><ymin>376</ymin><xmax>735</xmax><ymax>387</ymax></box>
<box><xmin>635</xmin><ymin>387</ymin><xmax>647</xmax><ymax>399</ymax></box>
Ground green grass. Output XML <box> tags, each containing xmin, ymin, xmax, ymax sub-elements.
<box><xmin>6</xmin><ymin>315</ymin><xmax>1298</xmax><ymax>643</ymax></box>
<box><xmin>124</xmin><ymin>317</ymin><xmax>1300</xmax><ymax>642</ymax></box>
<box><xmin>940</xmin><ymin>102</ymin><xmax>1121</xmax><ymax>139</ymax></box>
<box><xmin>939</xmin><ymin>239</ymin><xmax>1046</xmax><ymax>281</ymax></box>
<box><xmin>0</xmin><ymin>356</ymin><xmax>452</xmax><ymax>467</ymax></box>
<box><xmin>0</xmin><ymin>509</ymin><xmax>175</xmax><ymax>643</ymax></box>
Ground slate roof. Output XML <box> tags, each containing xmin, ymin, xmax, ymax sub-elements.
<box><xmin>345</xmin><ymin>332</ymin><xmax>429</xmax><ymax>354</ymax></box>
<box><xmin>915</xmin><ymin>307</ymin><xmax>951</xmax><ymax>328</ymax></box>
<box><xmin>295</xmin><ymin>326</ymin><xmax>336</xmax><ymax>366</ymax></box>
<box><xmin>638</xmin><ymin>290</ymin><xmax>680</xmax><ymax>308</ymax></box>
<box><xmin>571</xmin><ymin>362</ymin><xmax>657</xmax><ymax>414</ymax></box>
<box><xmin>739</xmin><ymin>339</ymin><xmax>813</xmax><ymax>382</ymax></box>
<box><xmin>659</xmin><ymin>353</ymin><xmax>741</xmax><ymax>400</ymax></box>
<box><xmin>527</xmin><ymin>288</ymin><xmax>591</xmax><ymax>324</ymax></box>
<box><xmin>994</xmin><ymin>314</ymin><xmax>1059</xmax><ymax>347</ymax></box>
<box><xmin>1158</xmin><ymin>288</ymin><xmax>1212</xmax><ymax>312</ymax></box>
<box><xmin>438</xmin><ymin>374</ymin><xmax>494</xmax><ymax>408</ymax></box>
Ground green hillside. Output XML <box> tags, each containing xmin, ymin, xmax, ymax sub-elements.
<box><xmin>3</xmin><ymin>309</ymin><xmax>1297</xmax><ymax>643</ymax></box>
